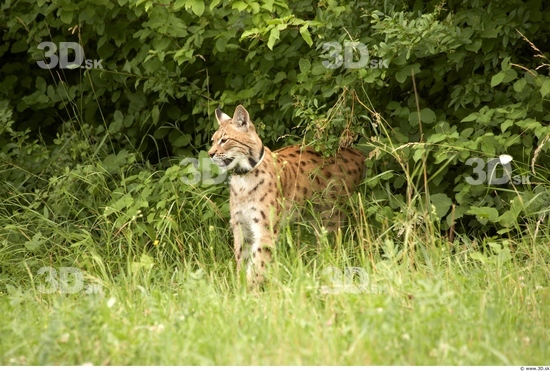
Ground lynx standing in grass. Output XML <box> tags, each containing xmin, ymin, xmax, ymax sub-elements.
<box><xmin>208</xmin><ymin>105</ymin><xmax>365</xmax><ymax>287</ymax></box>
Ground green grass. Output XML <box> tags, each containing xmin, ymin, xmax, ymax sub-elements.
<box><xmin>1</xmin><ymin>187</ymin><xmax>549</xmax><ymax>365</ymax></box>
<box><xmin>0</xmin><ymin>140</ymin><xmax>549</xmax><ymax>365</ymax></box>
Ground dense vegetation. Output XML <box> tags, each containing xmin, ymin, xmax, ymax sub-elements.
<box><xmin>0</xmin><ymin>0</ymin><xmax>549</xmax><ymax>365</ymax></box>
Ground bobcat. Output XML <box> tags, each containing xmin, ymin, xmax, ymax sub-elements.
<box><xmin>208</xmin><ymin>105</ymin><xmax>365</xmax><ymax>287</ymax></box>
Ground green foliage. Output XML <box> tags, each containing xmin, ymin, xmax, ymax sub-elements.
<box><xmin>1</xmin><ymin>0</ymin><xmax>550</xmax><ymax>236</ymax></box>
<box><xmin>2</xmin><ymin>3</ymin><xmax>550</xmax><ymax>364</ymax></box>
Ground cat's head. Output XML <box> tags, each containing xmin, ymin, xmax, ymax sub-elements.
<box><xmin>208</xmin><ymin>105</ymin><xmax>264</xmax><ymax>175</ymax></box>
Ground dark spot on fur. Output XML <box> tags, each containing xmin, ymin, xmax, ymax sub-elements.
<box><xmin>249</xmin><ymin>179</ymin><xmax>265</xmax><ymax>194</ymax></box>
<box><xmin>260</xmin><ymin>210</ymin><xmax>266</xmax><ymax>219</ymax></box>
<box><xmin>253</xmin><ymin>217</ymin><xmax>259</xmax><ymax>223</ymax></box>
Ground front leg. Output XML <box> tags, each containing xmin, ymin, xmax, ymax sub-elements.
<box><xmin>246</xmin><ymin>221</ymin><xmax>277</xmax><ymax>287</ymax></box>
<box><xmin>232</xmin><ymin>220</ymin><xmax>249</xmax><ymax>271</ymax></box>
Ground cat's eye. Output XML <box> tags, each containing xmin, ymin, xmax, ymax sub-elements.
<box><xmin>218</xmin><ymin>138</ymin><xmax>228</xmax><ymax>145</ymax></box>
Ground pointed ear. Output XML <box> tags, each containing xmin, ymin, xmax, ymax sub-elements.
<box><xmin>232</xmin><ymin>105</ymin><xmax>251</xmax><ymax>130</ymax></box>
<box><xmin>215</xmin><ymin>108</ymin><xmax>231</xmax><ymax>125</ymax></box>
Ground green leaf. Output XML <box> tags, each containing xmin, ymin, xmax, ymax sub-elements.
<box><xmin>413</xmin><ymin>148</ymin><xmax>425</xmax><ymax>162</ymax></box>
<box><xmin>24</xmin><ymin>232</ymin><xmax>43</xmax><ymax>252</ymax></box>
<box><xmin>480</xmin><ymin>28</ymin><xmax>499</xmax><ymax>38</ymax></box>
<box><xmin>461</xmin><ymin>113</ymin><xmax>478</xmax><ymax>122</ymax></box>
<box><xmin>131</xmin><ymin>254</ymin><xmax>155</xmax><ymax>274</ymax></box>
<box><xmin>35</xmin><ymin>76</ymin><xmax>47</xmax><ymax>93</ymax></box>
<box><xmin>420</xmin><ymin>108</ymin><xmax>436</xmax><ymax>123</ymax></box>
<box><xmin>209</xmin><ymin>0</ymin><xmax>222</xmax><ymax>10</ymax></box>
<box><xmin>11</xmin><ymin>39</ymin><xmax>27</xmax><ymax>53</ymax></box>
<box><xmin>464</xmin><ymin>40</ymin><xmax>482</xmax><ymax>52</ymax></box>
<box><xmin>430</xmin><ymin>193</ymin><xmax>453</xmax><ymax>219</ymax></box>
<box><xmin>427</xmin><ymin>133</ymin><xmax>447</xmax><ymax>143</ymax></box>
<box><xmin>172</xmin><ymin>134</ymin><xmax>192</xmax><ymax>147</ymax></box>
<box><xmin>513</xmin><ymin>78</ymin><xmax>527</xmax><ymax>93</ymax></box>
<box><xmin>60</xmin><ymin>10</ymin><xmax>73</xmax><ymax>24</ymax></box>
<box><xmin>501</xmin><ymin>119</ymin><xmax>514</xmax><ymax>132</ymax></box>
<box><xmin>492</xmin><ymin>69</ymin><xmax>517</xmax><ymax>87</ymax></box>
<box><xmin>395</xmin><ymin>68</ymin><xmax>408</xmax><ymax>84</ymax></box>
<box><xmin>395</xmin><ymin>64</ymin><xmax>420</xmax><ymax>83</ymax></box>
<box><xmin>498</xmin><ymin>210</ymin><xmax>518</xmax><ymax>227</ymax></box>
<box><xmin>232</xmin><ymin>1</ymin><xmax>247</xmax><ymax>11</ymax></box>
<box><xmin>491</xmin><ymin>72</ymin><xmax>506</xmax><ymax>87</ymax></box>
<box><xmin>215</xmin><ymin>37</ymin><xmax>227</xmax><ymax>52</ymax></box>
<box><xmin>467</xmin><ymin>206</ymin><xmax>500</xmax><ymax>225</ymax></box>
<box><xmin>151</xmin><ymin>106</ymin><xmax>159</xmax><ymax>124</ymax></box>
<box><xmin>460</xmin><ymin>128</ymin><xmax>474</xmax><ymax>138</ymax></box>
<box><xmin>540</xmin><ymin>79</ymin><xmax>550</xmax><ymax>98</ymax></box>
<box><xmin>261</xmin><ymin>0</ymin><xmax>274</xmax><ymax>11</ymax></box>
<box><xmin>109</xmin><ymin>120</ymin><xmax>122</xmax><ymax>134</ymax></box>
<box><xmin>267</xmin><ymin>27</ymin><xmax>280</xmax><ymax>50</ymax></box>
<box><xmin>173</xmin><ymin>0</ymin><xmax>185</xmax><ymax>10</ymax></box>
<box><xmin>272</xmin><ymin>71</ymin><xmax>286</xmax><ymax>84</ymax></box>
<box><xmin>311</xmin><ymin>64</ymin><xmax>326</xmax><ymax>75</ymax></box>
<box><xmin>154</xmin><ymin>37</ymin><xmax>171</xmax><ymax>51</ymax></box>
<box><xmin>114</xmin><ymin>110</ymin><xmax>123</xmax><ymax>122</ymax></box>
<box><xmin>102</xmin><ymin>150</ymin><xmax>130</xmax><ymax>174</ymax></box>
<box><xmin>299</xmin><ymin>25</ymin><xmax>313</xmax><ymax>47</ymax></box>
<box><xmin>298</xmin><ymin>58</ymin><xmax>311</xmax><ymax>73</ymax></box>
<box><xmin>470</xmin><ymin>252</ymin><xmax>488</xmax><ymax>264</ymax></box>
<box><xmin>190</xmin><ymin>0</ymin><xmax>205</xmax><ymax>16</ymax></box>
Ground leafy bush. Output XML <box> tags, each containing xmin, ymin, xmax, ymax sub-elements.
<box><xmin>1</xmin><ymin>0</ymin><xmax>550</xmax><ymax>237</ymax></box>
